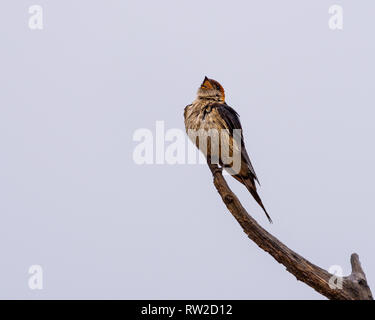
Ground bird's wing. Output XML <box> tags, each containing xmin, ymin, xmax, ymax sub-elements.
<box><xmin>184</xmin><ymin>104</ymin><xmax>192</xmax><ymax>119</ymax></box>
<box><xmin>212</xmin><ymin>103</ymin><xmax>260</xmax><ymax>184</ymax></box>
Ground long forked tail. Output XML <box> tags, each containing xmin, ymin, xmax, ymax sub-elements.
<box><xmin>242</xmin><ymin>177</ymin><xmax>273</xmax><ymax>223</ymax></box>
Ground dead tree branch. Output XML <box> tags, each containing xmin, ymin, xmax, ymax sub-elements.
<box><xmin>207</xmin><ymin>162</ymin><xmax>373</xmax><ymax>300</ymax></box>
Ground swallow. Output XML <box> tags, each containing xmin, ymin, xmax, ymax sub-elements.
<box><xmin>184</xmin><ymin>77</ymin><xmax>272</xmax><ymax>223</ymax></box>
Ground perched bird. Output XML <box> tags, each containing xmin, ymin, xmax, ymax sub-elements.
<box><xmin>184</xmin><ymin>77</ymin><xmax>272</xmax><ymax>223</ymax></box>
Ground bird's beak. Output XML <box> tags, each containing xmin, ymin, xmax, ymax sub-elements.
<box><xmin>201</xmin><ymin>76</ymin><xmax>213</xmax><ymax>89</ymax></box>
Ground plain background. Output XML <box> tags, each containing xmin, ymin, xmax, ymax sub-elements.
<box><xmin>0</xmin><ymin>1</ymin><xmax>374</xmax><ymax>299</ymax></box>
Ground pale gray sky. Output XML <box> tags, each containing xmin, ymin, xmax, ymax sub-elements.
<box><xmin>0</xmin><ymin>0</ymin><xmax>374</xmax><ymax>299</ymax></box>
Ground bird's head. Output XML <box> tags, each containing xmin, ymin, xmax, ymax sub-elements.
<box><xmin>197</xmin><ymin>76</ymin><xmax>225</xmax><ymax>102</ymax></box>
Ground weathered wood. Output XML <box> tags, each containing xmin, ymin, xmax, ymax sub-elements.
<box><xmin>207</xmin><ymin>162</ymin><xmax>373</xmax><ymax>300</ymax></box>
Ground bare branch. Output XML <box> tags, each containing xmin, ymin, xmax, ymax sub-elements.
<box><xmin>207</xmin><ymin>162</ymin><xmax>373</xmax><ymax>300</ymax></box>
